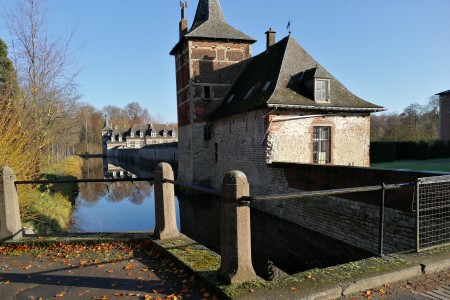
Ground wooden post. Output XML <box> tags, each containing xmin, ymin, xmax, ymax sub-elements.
<box><xmin>218</xmin><ymin>170</ymin><xmax>257</xmax><ymax>284</ymax></box>
<box><xmin>0</xmin><ymin>166</ymin><xmax>22</xmax><ymax>241</ymax></box>
<box><xmin>154</xmin><ymin>162</ymin><xmax>179</xmax><ymax>240</ymax></box>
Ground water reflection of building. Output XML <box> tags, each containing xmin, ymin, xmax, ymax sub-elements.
<box><xmin>105</xmin><ymin>163</ymin><xmax>137</xmax><ymax>179</ymax></box>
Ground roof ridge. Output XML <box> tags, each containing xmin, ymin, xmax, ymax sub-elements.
<box><xmin>271</xmin><ymin>36</ymin><xmax>293</xmax><ymax>94</ymax></box>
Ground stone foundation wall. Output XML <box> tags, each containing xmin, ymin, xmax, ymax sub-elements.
<box><xmin>253</xmin><ymin>195</ymin><xmax>416</xmax><ymax>254</ymax></box>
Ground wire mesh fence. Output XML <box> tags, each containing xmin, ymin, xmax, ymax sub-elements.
<box><xmin>416</xmin><ymin>175</ymin><xmax>450</xmax><ymax>251</ymax></box>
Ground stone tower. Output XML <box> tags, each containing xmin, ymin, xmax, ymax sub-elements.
<box><xmin>101</xmin><ymin>115</ymin><xmax>112</xmax><ymax>156</ymax></box>
<box><xmin>170</xmin><ymin>0</ymin><xmax>255</xmax><ymax>185</ymax></box>
<box><xmin>438</xmin><ymin>90</ymin><xmax>450</xmax><ymax>141</ymax></box>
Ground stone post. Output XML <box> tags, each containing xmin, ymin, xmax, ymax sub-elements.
<box><xmin>0</xmin><ymin>166</ymin><xmax>23</xmax><ymax>241</ymax></box>
<box><xmin>154</xmin><ymin>162</ymin><xmax>179</xmax><ymax>240</ymax></box>
<box><xmin>218</xmin><ymin>170</ymin><xmax>257</xmax><ymax>284</ymax></box>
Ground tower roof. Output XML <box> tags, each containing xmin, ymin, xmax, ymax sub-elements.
<box><xmin>186</xmin><ymin>0</ymin><xmax>255</xmax><ymax>41</ymax></box>
<box><xmin>170</xmin><ymin>0</ymin><xmax>255</xmax><ymax>55</ymax></box>
<box><xmin>437</xmin><ymin>90</ymin><xmax>450</xmax><ymax>96</ymax></box>
<box><xmin>102</xmin><ymin>115</ymin><xmax>112</xmax><ymax>131</ymax></box>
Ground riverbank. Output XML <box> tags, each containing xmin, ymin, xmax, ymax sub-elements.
<box><xmin>18</xmin><ymin>156</ymin><xmax>83</xmax><ymax>234</ymax></box>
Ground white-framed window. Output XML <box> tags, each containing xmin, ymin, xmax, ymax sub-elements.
<box><xmin>172</xmin><ymin>132</ymin><xmax>176</xmax><ymax>137</ymax></box>
<box><xmin>151</xmin><ymin>133</ymin><xmax>156</xmax><ymax>137</ymax></box>
<box><xmin>315</xmin><ymin>79</ymin><xmax>330</xmax><ymax>102</ymax></box>
<box><xmin>118</xmin><ymin>136</ymin><xmax>122</xmax><ymax>142</ymax></box>
<box><xmin>131</xmin><ymin>132</ymin><xmax>135</xmax><ymax>138</ymax></box>
<box><xmin>111</xmin><ymin>136</ymin><xmax>115</xmax><ymax>142</ymax></box>
<box><xmin>163</xmin><ymin>132</ymin><xmax>167</xmax><ymax>137</ymax></box>
<box><xmin>140</xmin><ymin>132</ymin><xmax>144</xmax><ymax>138</ymax></box>
<box><xmin>130</xmin><ymin>141</ymin><xmax>135</xmax><ymax>148</ymax></box>
<box><xmin>313</xmin><ymin>126</ymin><xmax>331</xmax><ymax>164</ymax></box>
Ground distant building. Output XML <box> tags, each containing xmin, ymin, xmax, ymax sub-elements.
<box><xmin>437</xmin><ymin>90</ymin><xmax>450</xmax><ymax>141</ymax></box>
<box><xmin>101</xmin><ymin>117</ymin><xmax>178</xmax><ymax>153</ymax></box>
<box><xmin>170</xmin><ymin>0</ymin><xmax>384</xmax><ymax>193</ymax></box>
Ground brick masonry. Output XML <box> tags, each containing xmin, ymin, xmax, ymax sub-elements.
<box><xmin>440</xmin><ymin>94</ymin><xmax>450</xmax><ymax>141</ymax></box>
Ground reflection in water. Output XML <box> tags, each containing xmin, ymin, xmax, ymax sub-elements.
<box><xmin>70</xmin><ymin>158</ymin><xmax>179</xmax><ymax>233</ymax></box>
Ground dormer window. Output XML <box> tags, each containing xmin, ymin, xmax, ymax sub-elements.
<box><xmin>131</xmin><ymin>132</ymin><xmax>135</xmax><ymax>138</ymax></box>
<box><xmin>119</xmin><ymin>136</ymin><xmax>123</xmax><ymax>142</ymax></box>
<box><xmin>111</xmin><ymin>136</ymin><xmax>115</xmax><ymax>142</ymax></box>
<box><xmin>151</xmin><ymin>132</ymin><xmax>156</xmax><ymax>137</ymax></box>
<box><xmin>172</xmin><ymin>132</ymin><xmax>176</xmax><ymax>137</ymax></box>
<box><xmin>163</xmin><ymin>132</ymin><xmax>167</xmax><ymax>137</ymax></box>
<box><xmin>140</xmin><ymin>132</ymin><xmax>144</xmax><ymax>138</ymax></box>
<box><xmin>315</xmin><ymin>79</ymin><xmax>330</xmax><ymax>102</ymax></box>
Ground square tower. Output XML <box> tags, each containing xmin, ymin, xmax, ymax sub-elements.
<box><xmin>170</xmin><ymin>0</ymin><xmax>256</xmax><ymax>184</ymax></box>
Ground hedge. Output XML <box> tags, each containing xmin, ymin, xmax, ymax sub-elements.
<box><xmin>370</xmin><ymin>141</ymin><xmax>450</xmax><ymax>163</ymax></box>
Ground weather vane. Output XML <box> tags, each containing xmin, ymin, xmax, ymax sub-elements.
<box><xmin>287</xmin><ymin>18</ymin><xmax>292</xmax><ymax>35</ymax></box>
<box><xmin>180</xmin><ymin>1</ymin><xmax>188</xmax><ymax>19</ymax></box>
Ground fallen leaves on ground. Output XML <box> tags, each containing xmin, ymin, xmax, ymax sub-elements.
<box><xmin>362</xmin><ymin>290</ymin><xmax>373</xmax><ymax>298</ymax></box>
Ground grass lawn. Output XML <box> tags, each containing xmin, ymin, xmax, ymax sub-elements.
<box><xmin>371</xmin><ymin>158</ymin><xmax>450</xmax><ymax>172</ymax></box>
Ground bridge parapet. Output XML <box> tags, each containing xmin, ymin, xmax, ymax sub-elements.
<box><xmin>0</xmin><ymin>166</ymin><xmax>23</xmax><ymax>241</ymax></box>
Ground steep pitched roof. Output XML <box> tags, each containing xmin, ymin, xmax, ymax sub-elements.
<box><xmin>170</xmin><ymin>0</ymin><xmax>255</xmax><ymax>55</ymax></box>
<box><xmin>210</xmin><ymin>36</ymin><xmax>384</xmax><ymax>119</ymax></box>
<box><xmin>102</xmin><ymin>115</ymin><xmax>112</xmax><ymax>131</ymax></box>
<box><xmin>186</xmin><ymin>0</ymin><xmax>255</xmax><ymax>41</ymax></box>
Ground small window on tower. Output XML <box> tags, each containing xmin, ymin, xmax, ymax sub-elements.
<box><xmin>204</xmin><ymin>86</ymin><xmax>211</xmax><ymax>99</ymax></box>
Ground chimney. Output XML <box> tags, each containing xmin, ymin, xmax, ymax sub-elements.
<box><xmin>265</xmin><ymin>28</ymin><xmax>276</xmax><ymax>50</ymax></box>
<box><xmin>179</xmin><ymin>1</ymin><xmax>189</xmax><ymax>39</ymax></box>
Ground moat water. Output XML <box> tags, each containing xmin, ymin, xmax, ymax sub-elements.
<box><xmin>71</xmin><ymin>157</ymin><xmax>372</xmax><ymax>278</ymax></box>
<box><xmin>69</xmin><ymin>158</ymin><xmax>180</xmax><ymax>232</ymax></box>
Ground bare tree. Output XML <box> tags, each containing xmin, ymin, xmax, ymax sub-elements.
<box><xmin>125</xmin><ymin>102</ymin><xmax>152</xmax><ymax>125</ymax></box>
<box><xmin>4</xmin><ymin>0</ymin><xmax>80</xmax><ymax>155</ymax></box>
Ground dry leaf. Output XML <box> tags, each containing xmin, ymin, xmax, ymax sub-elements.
<box><xmin>55</xmin><ymin>292</ymin><xmax>65</xmax><ymax>297</ymax></box>
<box><xmin>379</xmin><ymin>288</ymin><xmax>386</xmax><ymax>294</ymax></box>
<box><xmin>290</xmin><ymin>287</ymin><xmax>297</xmax><ymax>292</ymax></box>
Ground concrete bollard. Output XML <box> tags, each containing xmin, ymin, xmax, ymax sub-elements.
<box><xmin>218</xmin><ymin>170</ymin><xmax>257</xmax><ymax>284</ymax></box>
<box><xmin>0</xmin><ymin>166</ymin><xmax>23</xmax><ymax>241</ymax></box>
<box><xmin>154</xmin><ymin>162</ymin><xmax>179</xmax><ymax>240</ymax></box>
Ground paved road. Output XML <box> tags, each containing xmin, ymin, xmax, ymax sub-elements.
<box><xmin>0</xmin><ymin>241</ymin><xmax>216</xmax><ymax>300</ymax></box>
<box><xmin>341</xmin><ymin>269</ymin><xmax>450</xmax><ymax>300</ymax></box>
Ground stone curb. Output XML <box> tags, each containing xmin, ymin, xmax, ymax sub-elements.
<box><xmin>299</xmin><ymin>287</ymin><xmax>343</xmax><ymax>300</ymax></box>
<box><xmin>421</xmin><ymin>257</ymin><xmax>450</xmax><ymax>274</ymax></box>
<box><xmin>341</xmin><ymin>265</ymin><xmax>423</xmax><ymax>296</ymax></box>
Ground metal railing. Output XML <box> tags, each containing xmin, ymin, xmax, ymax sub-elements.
<box><xmin>416</xmin><ymin>175</ymin><xmax>450</xmax><ymax>252</ymax></box>
<box><xmin>14</xmin><ymin>177</ymin><xmax>155</xmax><ymax>185</ymax></box>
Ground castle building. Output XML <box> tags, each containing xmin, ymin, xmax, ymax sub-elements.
<box><xmin>437</xmin><ymin>90</ymin><xmax>450</xmax><ymax>141</ymax></box>
<box><xmin>101</xmin><ymin>117</ymin><xmax>178</xmax><ymax>153</ymax></box>
<box><xmin>171</xmin><ymin>0</ymin><xmax>384</xmax><ymax>194</ymax></box>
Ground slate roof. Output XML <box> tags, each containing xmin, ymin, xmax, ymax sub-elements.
<box><xmin>437</xmin><ymin>90</ymin><xmax>450</xmax><ymax>96</ymax></box>
<box><xmin>210</xmin><ymin>36</ymin><xmax>384</xmax><ymax>119</ymax></box>
<box><xmin>102</xmin><ymin>115</ymin><xmax>112</xmax><ymax>131</ymax></box>
<box><xmin>170</xmin><ymin>0</ymin><xmax>255</xmax><ymax>55</ymax></box>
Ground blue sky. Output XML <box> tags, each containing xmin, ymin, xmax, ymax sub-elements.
<box><xmin>1</xmin><ymin>0</ymin><xmax>449</xmax><ymax>122</ymax></box>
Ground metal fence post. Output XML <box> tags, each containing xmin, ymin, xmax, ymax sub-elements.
<box><xmin>154</xmin><ymin>162</ymin><xmax>179</xmax><ymax>240</ymax></box>
<box><xmin>218</xmin><ymin>170</ymin><xmax>257</xmax><ymax>284</ymax></box>
<box><xmin>378</xmin><ymin>183</ymin><xmax>386</xmax><ymax>257</ymax></box>
<box><xmin>0</xmin><ymin>166</ymin><xmax>23</xmax><ymax>241</ymax></box>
